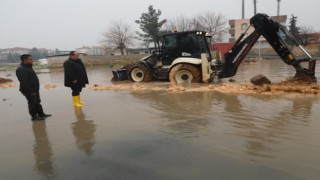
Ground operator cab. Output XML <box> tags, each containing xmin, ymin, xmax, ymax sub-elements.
<box><xmin>160</xmin><ymin>31</ymin><xmax>212</xmax><ymax>65</ymax></box>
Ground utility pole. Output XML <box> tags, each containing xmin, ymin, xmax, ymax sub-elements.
<box><xmin>253</xmin><ymin>0</ymin><xmax>257</xmax><ymax>15</ymax></box>
<box><xmin>242</xmin><ymin>0</ymin><xmax>245</xmax><ymax>19</ymax></box>
<box><xmin>277</xmin><ymin>0</ymin><xmax>281</xmax><ymax>16</ymax></box>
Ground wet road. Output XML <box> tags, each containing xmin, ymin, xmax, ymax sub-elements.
<box><xmin>0</xmin><ymin>60</ymin><xmax>320</xmax><ymax>179</ymax></box>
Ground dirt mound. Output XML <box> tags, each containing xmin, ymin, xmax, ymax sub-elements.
<box><xmin>88</xmin><ymin>79</ymin><xmax>320</xmax><ymax>95</ymax></box>
<box><xmin>88</xmin><ymin>84</ymin><xmax>146</xmax><ymax>91</ymax></box>
<box><xmin>0</xmin><ymin>77</ymin><xmax>15</xmax><ymax>87</ymax></box>
<box><xmin>0</xmin><ymin>77</ymin><xmax>13</xmax><ymax>84</ymax></box>
<box><xmin>44</xmin><ymin>84</ymin><xmax>57</xmax><ymax>89</ymax></box>
<box><xmin>246</xmin><ymin>79</ymin><xmax>319</xmax><ymax>95</ymax></box>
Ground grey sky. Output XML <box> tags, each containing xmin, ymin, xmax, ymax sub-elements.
<box><xmin>1</xmin><ymin>0</ymin><xmax>319</xmax><ymax>50</ymax></box>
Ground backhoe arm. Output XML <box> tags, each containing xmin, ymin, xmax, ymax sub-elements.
<box><xmin>220</xmin><ymin>13</ymin><xmax>317</xmax><ymax>82</ymax></box>
<box><xmin>220</xmin><ymin>26</ymin><xmax>261</xmax><ymax>78</ymax></box>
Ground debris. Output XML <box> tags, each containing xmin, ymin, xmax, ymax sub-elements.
<box><xmin>0</xmin><ymin>77</ymin><xmax>15</xmax><ymax>87</ymax></box>
<box><xmin>0</xmin><ymin>77</ymin><xmax>13</xmax><ymax>84</ymax></box>
<box><xmin>44</xmin><ymin>84</ymin><xmax>57</xmax><ymax>89</ymax></box>
<box><xmin>250</xmin><ymin>74</ymin><xmax>271</xmax><ymax>86</ymax></box>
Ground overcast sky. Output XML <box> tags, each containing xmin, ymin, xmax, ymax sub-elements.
<box><xmin>1</xmin><ymin>0</ymin><xmax>319</xmax><ymax>50</ymax></box>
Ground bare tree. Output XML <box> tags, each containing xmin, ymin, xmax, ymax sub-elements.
<box><xmin>164</xmin><ymin>12</ymin><xmax>228</xmax><ymax>43</ymax></box>
<box><xmin>300</xmin><ymin>26</ymin><xmax>315</xmax><ymax>45</ymax></box>
<box><xmin>164</xmin><ymin>15</ymin><xmax>194</xmax><ymax>32</ymax></box>
<box><xmin>101</xmin><ymin>21</ymin><xmax>134</xmax><ymax>55</ymax></box>
<box><xmin>140</xmin><ymin>39</ymin><xmax>152</xmax><ymax>53</ymax></box>
<box><xmin>195</xmin><ymin>12</ymin><xmax>228</xmax><ymax>43</ymax></box>
<box><xmin>190</xmin><ymin>16</ymin><xmax>205</xmax><ymax>31</ymax></box>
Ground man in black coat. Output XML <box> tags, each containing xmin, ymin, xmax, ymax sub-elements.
<box><xmin>63</xmin><ymin>51</ymin><xmax>89</xmax><ymax>107</ymax></box>
<box><xmin>16</xmin><ymin>54</ymin><xmax>52</xmax><ymax>121</ymax></box>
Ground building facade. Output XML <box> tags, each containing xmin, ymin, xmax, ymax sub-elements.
<box><xmin>228</xmin><ymin>15</ymin><xmax>287</xmax><ymax>42</ymax></box>
<box><xmin>0</xmin><ymin>47</ymin><xmax>30</xmax><ymax>61</ymax></box>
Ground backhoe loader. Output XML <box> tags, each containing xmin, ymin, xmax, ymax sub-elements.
<box><xmin>112</xmin><ymin>13</ymin><xmax>317</xmax><ymax>83</ymax></box>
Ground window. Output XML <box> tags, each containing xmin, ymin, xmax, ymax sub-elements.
<box><xmin>241</xmin><ymin>23</ymin><xmax>248</xmax><ymax>30</ymax></box>
<box><xmin>163</xmin><ymin>35</ymin><xmax>177</xmax><ymax>55</ymax></box>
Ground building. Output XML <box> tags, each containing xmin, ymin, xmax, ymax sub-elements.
<box><xmin>110</xmin><ymin>47</ymin><xmax>151</xmax><ymax>56</ymax></box>
<box><xmin>228</xmin><ymin>15</ymin><xmax>287</xmax><ymax>42</ymax></box>
<box><xmin>301</xmin><ymin>33</ymin><xmax>320</xmax><ymax>45</ymax></box>
<box><xmin>0</xmin><ymin>47</ymin><xmax>30</xmax><ymax>61</ymax></box>
<box><xmin>76</xmin><ymin>46</ymin><xmax>107</xmax><ymax>56</ymax></box>
<box><xmin>210</xmin><ymin>43</ymin><xmax>233</xmax><ymax>59</ymax></box>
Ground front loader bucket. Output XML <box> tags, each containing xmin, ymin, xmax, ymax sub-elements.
<box><xmin>111</xmin><ymin>69</ymin><xmax>128</xmax><ymax>81</ymax></box>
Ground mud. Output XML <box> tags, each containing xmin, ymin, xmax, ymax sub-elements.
<box><xmin>88</xmin><ymin>79</ymin><xmax>320</xmax><ymax>95</ymax></box>
<box><xmin>0</xmin><ymin>77</ymin><xmax>12</xmax><ymax>83</ymax></box>
<box><xmin>2</xmin><ymin>74</ymin><xmax>319</xmax><ymax>95</ymax></box>
<box><xmin>0</xmin><ymin>77</ymin><xmax>15</xmax><ymax>87</ymax></box>
<box><xmin>43</xmin><ymin>83</ymin><xmax>57</xmax><ymax>89</ymax></box>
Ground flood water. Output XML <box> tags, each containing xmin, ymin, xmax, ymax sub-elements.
<box><xmin>1</xmin><ymin>60</ymin><xmax>320</xmax><ymax>179</ymax></box>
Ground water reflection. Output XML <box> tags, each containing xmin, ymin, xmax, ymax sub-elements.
<box><xmin>32</xmin><ymin>121</ymin><xmax>56</xmax><ymax>179</ymax></box>
<box><xmin>71</xmin><ymin>107</ymin><xmax>96</xmax><ymax>156</ymax></box>
<box><xmin>287</xmin><ymin>96</ymin><xmax>315</xmax><ymax>121</ymax></box>
<box><xmin>130</xmin><ymin>90</ymin><xmax>318</xmax><ymax>160</ymax></box>
<box><xmin>220</xmin><ymin>94</ymin><xmax>316</xmax><ymax>159</ymax></box>
<box><xmin>130</xmin><ymin>91</ymin><xmax>214</xmax><ymax>137</ymax></box>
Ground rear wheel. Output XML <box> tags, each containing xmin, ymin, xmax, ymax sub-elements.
<box><xmin>129</xmin><ymin>64</ymin><xmax>152</xmax><ymax>82</ymax></box>
<box><xmin>169</xmin><ymin>64</ymin><xmax>201</xmax><ymax>84</ymax></box>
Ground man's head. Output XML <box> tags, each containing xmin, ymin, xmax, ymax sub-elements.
<box><xmin>20</xmin><ymin>54</ymin><xmax>33</xmax><ymax>64</ymax></box>
<box><xmin>69</xmin><ymin>51</ymin><xmax>80</xmax><ymax>60</ymax></box>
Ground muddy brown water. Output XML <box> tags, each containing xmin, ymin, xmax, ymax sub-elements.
<box><xmin>1</xmin><ymin>60</ymin><xmax>320</xmax><ymax>179</ymax></box>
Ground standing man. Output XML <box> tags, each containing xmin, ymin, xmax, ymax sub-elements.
<box><xmin>16</xmin><ymin>54</ymin><xmax>52</xmax><ymax>121</ymax></box>
<box><xmin>64</xmin><ymin>51</ymin><xmax>89</xmax><ymax>107</ymax></box>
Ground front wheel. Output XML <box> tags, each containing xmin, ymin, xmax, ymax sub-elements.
<box><xmin>129</xmin><ymin>64</ymin><xmax>152</xmax><ymax>82</ymax></box>
<box><xmin>169</xmin><ymin>64</ymin><xmax>202</xmax><ymax>84</ymax></box>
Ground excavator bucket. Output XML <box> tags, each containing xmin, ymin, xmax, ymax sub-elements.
<box><xmin>294</xmin><ymin>60</ymin><xmax>317</xmax><ymax>82</ymax></box>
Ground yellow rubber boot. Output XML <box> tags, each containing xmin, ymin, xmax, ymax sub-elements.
<box><xmin>78</xmin><ymin>95</ymin><xmax>85</xmax><ymax>105</ymax></box>
<box><xmin>73</xmin><ymin>96</ymin><xmax>83</xmax><ymax>107</ymax></box>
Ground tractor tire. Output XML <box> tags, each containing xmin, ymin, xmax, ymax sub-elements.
<box><xmin>129</xmin><ymin>64</ymin><xmax>152</xmax><ymax>82</ymax></box>
<box><xmin>169</xmin><ymin>64</ymin><xmax>202</xmax><ymax>84</ymax></box>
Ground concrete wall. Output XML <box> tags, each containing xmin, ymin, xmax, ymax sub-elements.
<box><xmin>47</xmin><ymin>54</ymin><xmax>146</xmax><ymax>68</ymax></box>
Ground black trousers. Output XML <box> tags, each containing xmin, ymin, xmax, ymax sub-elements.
<box><xmin>22</xmin><ymin>91</ymin><xmax>44</xmax><ymax>117</ymax></box>
<box><xmin>71</xmin><ymin>86</ymin><xmax>82</xmax><ymax>96</ymax></box>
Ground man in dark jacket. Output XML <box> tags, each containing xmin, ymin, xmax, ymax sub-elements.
<box><xmin>64</xmin><ymin>51</ymin><xmax>89</xmax><ymax>107</ymax></box>
<box><xmin>16</xmin><ymin>54</ymin><xmax>52</xmax><ymax>121</ymax></box>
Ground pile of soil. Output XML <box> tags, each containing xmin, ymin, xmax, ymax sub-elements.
<box><xmin>0</xmin><ymin>77</ymin><xmax>12</xmax><ymax>84</ymax></box>
<box><xmin>246</xmin><ymin>79</ymin><xmax>319</xmax><ymax>95</ymax></box>
<box><xmin>88</xmin><ymin>79</ymin><xmax>320</xmax><ymax>95</ymax></box>
<box><xmin>44</xmin><ymin>84</ymin><xmax>57</xmax><ymax>89</ymax></box>
<box><xmin>88</xmin><ymin>84</ymin><xmax>146</xmax><ymax>91</ymax></box>
<box><xmin>0</xmin><ymin>77</ymin><xmax>15</xmax><ymax>87</ymax></box>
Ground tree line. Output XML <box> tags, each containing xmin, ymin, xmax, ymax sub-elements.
<box><xmin>102</xmin><ymin>5</ymin><xmax>317</xmax><ymax>55</ymax></box>
<box><xmin>101</xmin><ymin>5</ymin><xmax>229</xmax><ymax>55</ymax></box>
<box><xmin>6</xmin><ymin>47</ymin><xmax>49</xmax><ymax>62</ymax></box>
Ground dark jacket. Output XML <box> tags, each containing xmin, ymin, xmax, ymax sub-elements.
<box><xmin>16</xmin><ymin>63</ymin><xmax>40</xmax><ymax>94</ymax></box>
<box><xmin>64</xmin><ymin>58</ymin><xmax>89</xmax><ymax>88</ymax></box>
